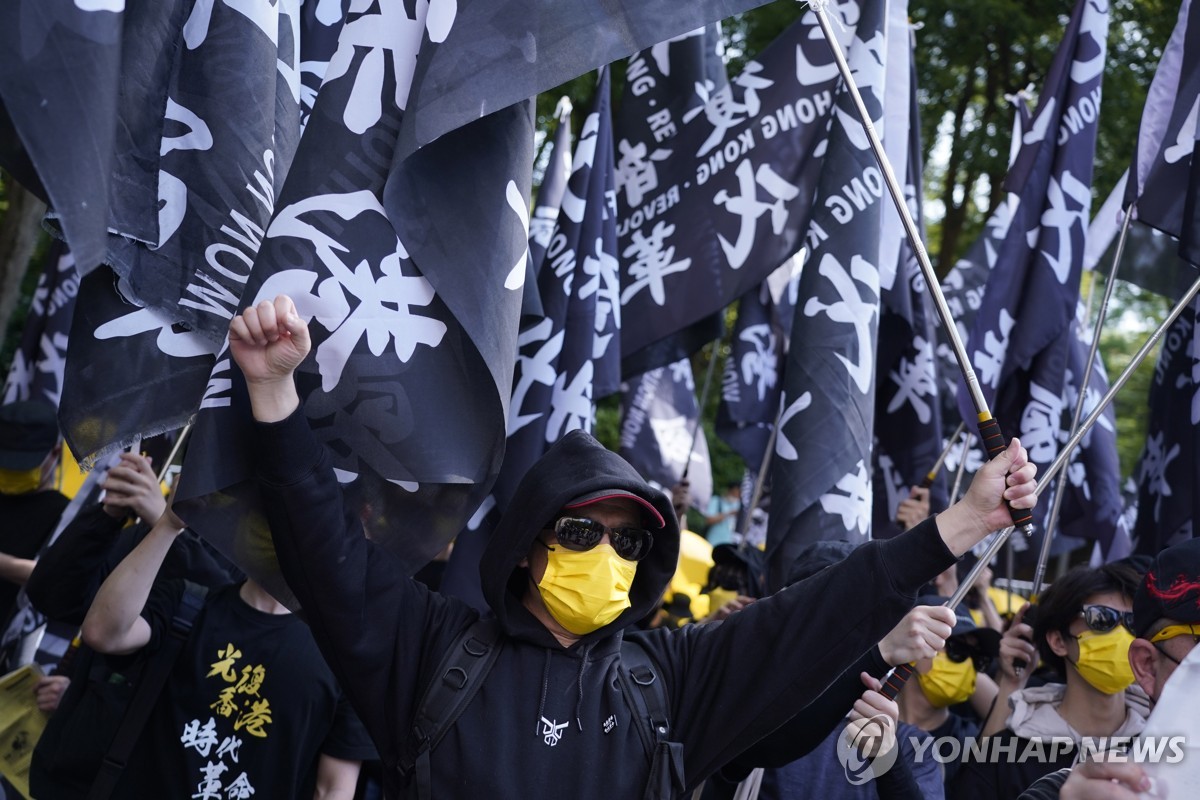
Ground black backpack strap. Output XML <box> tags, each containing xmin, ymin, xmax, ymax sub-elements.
<box><xmin>88</xmin><ymin>579</ymin><xmax>208</xmax><ymax>800</ymax></box>
<box><xmin>400</xmin><ymin>616</ymin><xmax>503</xmax><ymax>799</ymax></box>
<box><xmin>619</xmin><ymin>636</ymin><xmax>685</xmax><ymax>800</ymax></box>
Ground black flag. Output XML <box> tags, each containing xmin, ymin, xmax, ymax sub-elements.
<box><xmin>620</xmin><ymin>358</ymin><xmax>714</xmax><ymax>511</ymax></box>
<box><xmin>766</xmin><ymin>0</ymin><xmax>893</xmax><ymax>589</ymax></box>
<box><xmin>958</xmin><ymin>0</ymin><xmax>1111</xmax><ymax>549</ymax></box>
<box><xmin>1133</xmin><ymin>296</ymin><xmax>1200</xmax><ymax>554</ymax></box>
<box><xmin>716</xmin><ymin>255</ymin><xmax>804</xmax><ymax>473</ymax></box>
<box><xmin>2</xmin><ymin>242</ymin><xmax>77</xmax><ymax>407</ymax></box>
<box><xmin>492</xmin><ymin>68</ymin><xmax>620</xmax><ymax>509</ymax></box>
<box><xmin>0</xmin><ymin>1</ymin><xmax>122</xmax><ymax>270</ymax></box>
<box><xmin>60</xmin><ymin>267</ymin><xmax>216</xmax><ymax>466</ymax></box>
<box><xmin>1126</xmin><ymin>0</ymin><xmax>1200</xmax><ymax>268</ymax></box>
<box><xmin>617</xmin><ymin>9</ymin><xmax>859</xmax><ymax>359</ymax></box>
<box><xmin>873</xmin><ymin>39</ymin><xmax>947</xmax><ymax>539</ymax></box>
<box><xmin>396</xmin><ymin>0</ymin><xmax>781</xmax><ymax>161</ymax></box>
<box><xmin>614</xmin><ymin>25</ymin><xmax>729</xmax><ymax>374</ymax></box>
<box><xmin>177</xmin><ymin>1</ymin><xmax>535</xmax><ymax>603</ymax></box>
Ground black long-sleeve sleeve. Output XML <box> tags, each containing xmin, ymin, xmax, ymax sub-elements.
<box><xmin>25</xmin><ymin>504</ymin><xmax>142</xmax><ymax>625</ymax></box>
<box><xmin>26</xmin><ymin>503</ymin><xmax>237</xmax><ymax>626</ymax></box>
<box><xmin>716</xmin><ymin>646</ymin><xmax>893</xmax><ymax>782</ymax></box>
<box><xmin>873</xmin><ymin>751</ymin><xmax>925</xmax><ymax>800</ymax></box>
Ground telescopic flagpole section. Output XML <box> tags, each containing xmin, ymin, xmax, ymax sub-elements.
<box><xmin>807</xmin><ymin>0</ymin><xmax>1033</xmax><ymax>538</ymax></box>
<box><xmin>882</xmin><ymin>270</ymin><xmax>1200</xmax><ymax>699</ymax></box>
<box><xmin>683</xmin><ymin>340</ymin><xmax>722</xmax><ymax>480</ymax></box>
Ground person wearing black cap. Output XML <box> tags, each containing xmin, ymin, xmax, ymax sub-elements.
<box><xmin>896</xmin><ymin>596</ymin><xmax>1000</xmax><ymax>785</ymax></box>
<box><xmin>0</xmin><ymin>401</ymin><xmax>68</xmax><ymax>625</ymax></box>
<box><xmin>1018</xmin><ymin>539</ymin><xmax>1200</xmax><ymax>800</ymax></box>
<box><xmin>225</xmin><ymin>295</ymin><xmax>1040</xmax><ymax>799</ymax></box>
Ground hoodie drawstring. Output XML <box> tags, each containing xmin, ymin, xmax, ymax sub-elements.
<box><xmin>536</xmin><ymin>649</ymin><xmax>552</xmax><ymax>736</ymax></box>
<box><xmin>575</xmin><ymin>645</ymin><xmax>591</xmax><ymax>731</ymax></box>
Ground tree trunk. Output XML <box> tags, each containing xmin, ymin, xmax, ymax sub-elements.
<box><xmin>936</xmin><ymin>83</ymin><xmax>975</xmax><ymax>273</ymax></box>
<box><xmin>0</xmin><ymin>177</ymin><xmax>48</xmax><ymax>355</ymax></box>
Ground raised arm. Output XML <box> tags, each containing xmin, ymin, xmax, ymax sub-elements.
<box><xmin>230</xmin><ymin>295</ymin><xmax>473</xmax><ymax>763</ymax></box>
<box><xmin>228</xmin><ymin>293</ymin><xmax>308</xmax><ymax>422</ymax></box>
<box><xmin>81</xmin><ymin>508</ymin><xmax>184</xmax><ymax>655</ymax></box>
<box><xmin>651</xmin><ymin>438</ymin><xmax>1037</xmax><ymax>788</ymax></box>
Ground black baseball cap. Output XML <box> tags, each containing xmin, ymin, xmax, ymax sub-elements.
<box><xmin>0</xmin><ymin>402</ymin><xmax>59</xmax><ymax>470</ymax></box>
<box><xmin>1133</xmin><ymin>538</ymin><xmax>1200</xmax><ymax>638</ymax></box>
<box><xmin>563</xmin><ymin>489</ymin><xmax>666</xmax><ymax>529</ymax></box>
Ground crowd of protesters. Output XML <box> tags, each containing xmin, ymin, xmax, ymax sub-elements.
<box><xmin>0</xmin><ymin>295</ymin><xmax>1193</xmax><ymax>799</ymax></box>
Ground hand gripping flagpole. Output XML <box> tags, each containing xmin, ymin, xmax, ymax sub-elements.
<box><xmin>807</xmin><ymin>2</ymin><xmax>1034</xmax><ymax>536</ymax></box>
<box><xmin>882</xmin><ymin>271</ymin><xmax>1200</xmax><ymax>697</ymax></box>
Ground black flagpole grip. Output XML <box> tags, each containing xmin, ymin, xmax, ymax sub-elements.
<box><xmin>880</xmin><ymin>662</ymin><xmax>915</xmax><ymax>701</ymax></box>
<box><xmin>975</xmin><ymin>416</ymin><xmax>1034</xmax><ymax>533</ymax></box>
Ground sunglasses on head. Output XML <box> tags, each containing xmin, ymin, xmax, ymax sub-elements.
<box><xmin>543</xmin><ymin>516</ymin><xmax>654</xmax><ymax>562</ymax></box>
<box><xmin>1080</xmin><ymin>604</ymin><xmax>1135</xmax><ymax>634</ymax></box>
<box><xmin>945</xmin><ymin>638</ymin><xmax>992</xmax><ymax>672</ymax></box>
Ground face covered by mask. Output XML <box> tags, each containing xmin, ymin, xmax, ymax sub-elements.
<box><xmin>536</xmin><ymin>543</ymin><xmax>637</xmax><ymax>636</ymax></box>
<box><xmin>0</xmin><ymin>466</ymin><xmax>42</xmax><ymax>495</ymax></box>
<box><xmin>917</xmin><ymin>650</ymin><xmax>977</xmax><ymax>708</ymax></box>
<box><xmin>1070</xmin><ymin>627</ymin><xmax>1135</xmax><ymax>695</ymax></box>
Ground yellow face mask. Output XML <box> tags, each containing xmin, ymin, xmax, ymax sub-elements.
<box><xmin>917</xmin><ymin>651</ymin><xmax>977</xmax><ymax>708</ymax></box>
<box><xmin>536</xmin><ymin>543</ymin><xmax>637</xmax><ymax>636</ymax></box>
<box><xmin>1071</xmin><ymin>628</ymin><xmax>1135</xmax><ymax>695</ymax></box>
<box><xmin>0</xmin><ymin>466</ymin><xmax>42</xmax><ymax>495</ymax></box>
<box><xmin>707</xmin><ymin>588</ymin><xmax>739</xmax><ymax>613</ymax></box>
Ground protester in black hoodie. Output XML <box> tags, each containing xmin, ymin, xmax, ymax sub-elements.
<box><xmin>226</xmin><ymin>295</ymin><xmax>1039</xmax><ymax>799</ymax></box>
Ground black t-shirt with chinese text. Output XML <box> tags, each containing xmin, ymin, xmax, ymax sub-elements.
<box><xmin>117</xmin><ymin>581</ymin><xmax>375</xmax><ymax>798</ymax></box>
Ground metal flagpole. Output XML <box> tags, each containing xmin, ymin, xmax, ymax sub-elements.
<box><xmin>952</xmin><ymin>271</ymin><xmax>1200</xmax><ymax>615</ymax></box>
<box><xmin>682</xmin><ymin>341</ymin><xmax>722</xmax><ymax>480</ymax></box>
<box><xmin>808</xmin><ymin>1</ymin><xmax>1033</xmax><ymax>538</ymax></box>
<box><xmin>157</xmin><ymin>423</ymin><xmax>193</xmax><ymax>484</ymax></box>
<box><xmin>948</xmin><ymin>433</ymin><xmax>972</xmax><ymax>505</ymax></box>
<box><xmin>738</xmin><ymin>405</ymin><xmax>784</xmax><ymax>543</ymax></box>
<box><xmin>921</xmin><ymin>421</ymin><xmax>967</xmax><ymax>490</ymax></box>
<box><xmin>881</xmin><ymin>250</ymin><xmax>1200</xmax><ymax>698</ymax></box>
<box><xmin>899</xmin><ymin>421</ymin><xmax>967</xmax><ymax>526</ymax></box>
<box><xmin>1032</xmin><ymin>211</ymin><xmax>1132</xmax><ymax>596</ymax></box>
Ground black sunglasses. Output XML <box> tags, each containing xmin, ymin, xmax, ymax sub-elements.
<box><xmin>543</xmin><ymin>517</ymin><xmax>654</xmax><ymax>562</ymax></box>
<box><xmin>1080</xmin><ymin>605</ymin><xmax>1135</xmax><ymax>634</ymax></box>
<box><xmin>945</xmin><ymin>638</ymin><xmax>992</xmax><ymax>672</ymax></box>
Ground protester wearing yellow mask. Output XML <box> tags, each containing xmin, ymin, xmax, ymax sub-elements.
<box><xmin>0</xmin><ymin>401</ymin><xmax>69</xmax><ymax>627</ymax></box>
<box><xmin>954</xmin><ymin>563</ymin><xmax>1151</xmax><ymax>799</ymax></box>
<box><xmin>897</xmin><ymin>595</ymin><xmax>999</xmax><ymax>786</ymax></box>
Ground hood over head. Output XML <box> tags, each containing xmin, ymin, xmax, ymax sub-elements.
<box><xmin>480</xmin><ymin>430</ymin><xmax>679</xmax><ymax>646</ymax></box>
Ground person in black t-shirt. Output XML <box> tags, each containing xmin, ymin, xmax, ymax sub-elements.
<box><xmin>82</xmin><ymin>503</ymin><xmax>376</xmax><ymax>798</ymax></box>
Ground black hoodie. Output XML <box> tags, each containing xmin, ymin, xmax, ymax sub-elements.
<box><xmin>256</xmin><ymin>409</ymin><xmax>958</xmax><ymax>799</ymax></box>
